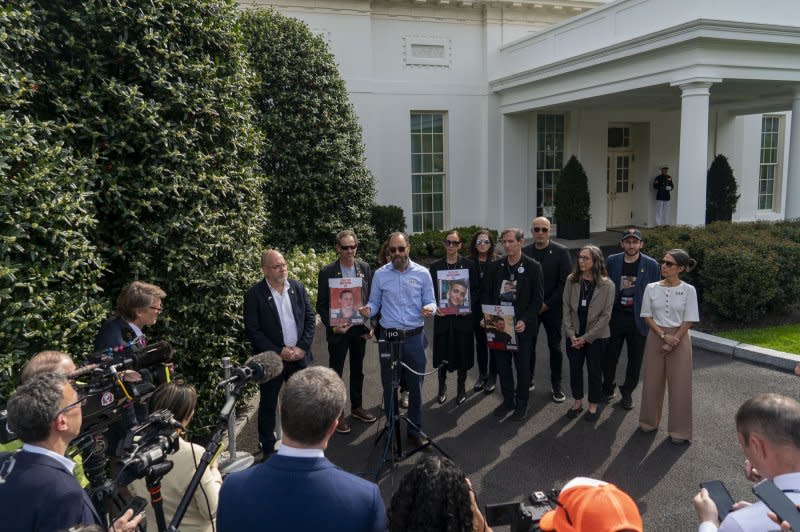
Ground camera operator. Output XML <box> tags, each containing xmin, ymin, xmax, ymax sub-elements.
<box><xmin>538</xmin><ymin>477</ymin><xmax>642</xmax><ymax>532</ymax></box>
<box><xmin>128</xmin><ymin>382</ymin><xmax>222</xmax><ymax>532</ymax></box>
<box><xmin>0</xmin><ymin>372</ymin><xmax>143</xmax><ymax>531</ymax></box>
<box><xmin>388</xmin><ymin>455</ymin><xmax>492</xmax><ymax>532</ymax></box>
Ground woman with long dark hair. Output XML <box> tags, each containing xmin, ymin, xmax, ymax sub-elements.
<box><xmin>562</xmin><ymin>245</ymin><xmax>614</xmax><ymax>422</ymax></box>
<box><xmin>430</xmin><ymin>230</ymin><xmax>478</xmax><ymax>405</ymax></box>
<box><xmin>388</xmin><ymin>455</ymin><xmax>492</xmax><ymax>532</ymax></box>
<box><xmin>469</xmin><ymin>229</ymin><xmax>498</xmax><ymax>393</ymax></box>
<box><xmin>639</xmin><ymin>248</ymin><xmax>699</xmax><ymax>444</ymax></box>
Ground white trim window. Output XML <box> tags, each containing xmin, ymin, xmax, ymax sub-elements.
<box><xmin>536</xmin><ymin>114</ymin><xmax>565</xmax><ymax>218</ymax></box>
<box><xmin>758</xmin><ymin>115</ymin><xmax>783</xmax><ymax>211</ymax></box>
<box><xmin>411</xmin><ymin>112</ymin><xmax>447</xmax><ymax>232</ymax></box>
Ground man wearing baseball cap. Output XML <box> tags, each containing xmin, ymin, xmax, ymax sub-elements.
<box><xmin>538</xmin><ymin>477</ymin><xmax>643</xmax><ymax>532</ymax></box>
<box><xmin>602</xmin><ymin>228</ymin><xmax>660</xmax><ymax>410</ymax></box>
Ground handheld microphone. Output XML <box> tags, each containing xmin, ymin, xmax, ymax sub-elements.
<box><xmin>218</xmin><ymin>352</ymin><xmax>283</xmax><ymax>387</ymax></box>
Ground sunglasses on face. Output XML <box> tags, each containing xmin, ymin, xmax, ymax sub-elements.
<box><xmin>389</xmin><ymin>246</ymin><xmax>406</xmax><ymax>254</ymax></box>
<box><xmin>338</xmin><ymin>245</ymin><xmax>357</xmax><ymax>251</ymax></box>
<box><xmin>444</xmin><ymin>240</ymin><xmax>461</xmax><ymax>247</ymax></box>
<box><xmin>661</xmin><ymin>260</ymin><xmax>678</xmax><ymax>267</ymax></box>
<box><xmin>532</xmin><ymin>227</ymin><xmax>549</xmax><ymax>233</ymax></box>
<box><xmin>475</xmin><ymin>239</ymin><xmax>491</xmax><ymax>245</ymax></box>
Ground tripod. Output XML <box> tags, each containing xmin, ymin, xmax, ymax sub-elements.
<box><xmin>373</xmin><ymin>338</ymin><xmax>448</xmax><ymax>480</ymax></box>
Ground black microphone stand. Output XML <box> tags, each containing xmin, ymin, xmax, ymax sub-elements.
<box><xmin>164</xmin><ymin>380</ymin><xmax>247</xmax><ymax>532</ymax></box>
<box><xmin>373</xmin><ymin>338</ymin><xmax>448</xmax><ymax>480</ymax></box>
<box><xmin>145</xmin><ymin>462</ymin><xmax>174</xmax><ymax>532</ymax></box>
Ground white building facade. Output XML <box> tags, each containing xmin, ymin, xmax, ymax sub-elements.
<box><xmin>241</xmin><ymin>0</ymin><xmax>800</xmax><ymax>234</ymax></box>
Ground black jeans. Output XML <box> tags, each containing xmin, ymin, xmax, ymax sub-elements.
<box><xmin>602</xmin><ymin>312</ymin><xmax>646</xmax><ymax>397</ymax></box>
<box><xmin>474</xmin><ymin>321</ymin><xmax>495</xmax><ymax>377</ymax></box>
<box><xmin>566</xmin><ymin>338</ymin><xmax>607</xmax><ymax>404</ymax></box>
<box><xmin>529</xmin><ymin>308</ymin><xmax>564</xmax><ymax>390</ymax></box>
<box><xmin>494</xmin><ymin>335</ymin><xmax>533</xmax><ymax>411</ymax></box>
<box><xmin>328</xmin><ymin>333</ymin><xmax>366</xmax><ymax>409</ymax></box>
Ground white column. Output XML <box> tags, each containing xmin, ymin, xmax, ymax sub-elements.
<box><xmin>671</xmin><ymin>79</ymin><xmax>718</xmax><ymax>226</ymax></box>
<box><xmin>785</xmin><ymin>87</ymin><xmax>800</xmax><ymax>218</ymax></box>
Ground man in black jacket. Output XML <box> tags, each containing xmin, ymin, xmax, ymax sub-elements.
<box><xmin>316</xmin><ymin>230</ymin><xmax>376</xmax><ymax>434</ymax></box>
<box><xmin>522</xmin><ymin>216</ymin><xmax>571</xmax><ymax>403</ymax></box>
<box><xmin>482</xmin><ymin>228</ymin><xmax>544</xmax><ymax>421</ymax></box>
<box><xmin>244</xmin><ymin>249</ymin><xmax>316</xmax><ymax>456</ymax></box>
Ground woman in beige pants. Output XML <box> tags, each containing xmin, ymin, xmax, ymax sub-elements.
<box><xmin>638</xmin><ymin>249</ymin><xmax>699</xmax><ymax>444</ymax></box>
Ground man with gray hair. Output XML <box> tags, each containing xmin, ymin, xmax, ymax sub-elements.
<box><xmin>694</xmin><ymin>393</ymin><xmax>800</xmax><ymax>531</ymax></box>
<box><xmin>0</xmin><ymin>373</ymin><xmax>142</xmax><ymax>531</ymax></box>
<box><xmin>217</xmin><ymin>367</ymin><xmax>386</xmax><ymax>531</ymax></box>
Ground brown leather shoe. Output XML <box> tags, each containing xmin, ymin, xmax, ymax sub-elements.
<box><xmin>335</xmin><ymin>415</ymin><xmax>351</xmax><ymax>434</ymax></box>
<box><xmin>351</xmin><ymin>407</ymin><xmax>377</xmax><ymax>423</ymax></box>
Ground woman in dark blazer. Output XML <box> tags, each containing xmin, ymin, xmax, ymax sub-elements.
<box><xmin>469</xmin><ymin>229</ymin><xmax>498</xmax><ymax>392</ymax></box>
<box><xmin>562</xmin><ymin>245</ymin><xmax>614</xmax><ymax>422</ymax></box>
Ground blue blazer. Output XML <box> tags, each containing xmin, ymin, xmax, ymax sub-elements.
<box><xmin>94</xmin><ymin>316</ymin><xmax>139</xmax><ymax>352</ymax></box>
<box><xmin>0</xmin><ymin>450</ymin><xmax>101</xmax><ymax>531</ymax></box>
<box><xmin>605</xmin><ymin>251</ymin><xmax>660</xmax><ymax>336</ymax></box>
<box><xmin>216</xmin><ymin>454</ymin><xmax>387</xmax><ymax>532</ymax></box>
<box><xmin>244</xmin><ymin>278</ymin><xmax>315</xmax><ymax>365</ymax></box>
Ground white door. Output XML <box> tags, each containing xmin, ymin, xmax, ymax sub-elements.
<box><xmin>607</xmin><ymin>152</ymin><xmax>634</xmax><ymax>228</ymax></box>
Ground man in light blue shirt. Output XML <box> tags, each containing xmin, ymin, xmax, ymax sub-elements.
<box><xmin>360</xmin><ymin>232</ymin><xmax>436</xmax><ymax>448</ymax></box>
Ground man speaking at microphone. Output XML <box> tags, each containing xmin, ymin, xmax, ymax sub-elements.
<box><xmin>359</xmin><ymin>232</ymin><xmax>436</xmax><ymax>449</ymax></box>
<box><xmin>244</xmin><ymin>249</ymin><xmax>316</xmax><ymax>458</ymax></box>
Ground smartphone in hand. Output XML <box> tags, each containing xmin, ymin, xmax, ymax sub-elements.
<box><xmin>700</xmin><ymin>480</ymin><xmax>735</xmax><ymax>521</ymax></box>
<box><xmin>752</xmin><ymin>479</ymin><xmax>800</xmax><ymax>531</ymax></box>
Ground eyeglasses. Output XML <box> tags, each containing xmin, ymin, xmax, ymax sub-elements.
<box><xmin>577</xmin><ymin>255</ymin><xmax>592</xmax><ymax>261</ymax></box>
<box><xmin>475</xmin><ymin>239</ymin><xmax>491</xmax><ymax>245</ymax></box>
<box><xmin>532</xmin><ymin>227</ymin><xmax>549</xmax><ymax>233</ymax></box>
<box><xmin>444</xmin><ymin>240</ymin><xmax>461</xmax><ymax>247</ymax></box>
<box><xmin>389</xmin><ymin>246</ymin><xmax>406</xmax><ymax>254</ymax></box>
<box><xmin>54</xmin><ymin>394</ymin><xmax>87</xmax><ymax>418</ymax></box>
<box><xmin>338</xmin><ymin>245</ymin><xmax>357</xmax><ymax>251</ymax></box>
<box><xmin>660</xmin><ymin>260</ymin><xmax>677</xmax><ymax>267</ymax></box>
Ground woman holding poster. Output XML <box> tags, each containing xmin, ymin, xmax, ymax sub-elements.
<box><xmin>429</xmin><ymin>230</ymin><xmax>478</xmax><ymax>405</ymax></box>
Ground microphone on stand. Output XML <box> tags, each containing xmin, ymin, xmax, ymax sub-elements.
<box><xmin>218</xmin><ymin>352</ymin><xmax>283</xmax><ymax>387</ymax></box>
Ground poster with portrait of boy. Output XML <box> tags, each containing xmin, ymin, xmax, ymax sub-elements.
<box><xmin>329</xmin><ymin>277</ymin><xmax>364</xmax><ymax>327</ymax></box>
<box><xmin>437</xmin><ymin>269</ymin><xmax>471</xmax><ymax>316</ymax></box>
<box><xmin>482</xmin><ymin>304</ymin><xmax>517</xmax><ymax>351</ymax></box>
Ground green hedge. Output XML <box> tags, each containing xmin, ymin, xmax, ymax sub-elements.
<box><xmin>641</xmin><ymin>221</ymin><xmax>800</xmax><ymax>323</ymax></box>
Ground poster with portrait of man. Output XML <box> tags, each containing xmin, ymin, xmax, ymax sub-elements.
<box><xmin>437</xmin><ymin>269</ymin><xmax>471</xmax><ymax>316</ymax></box>
<box><xmin>482</xmin><ymin>304</ymin><xmax>517</xmax><ymax>351</ymax></box>
<box><xmin>329</xmin><ymin>277</ymin><xmax>364</xmax><ymax>327</ymax></box>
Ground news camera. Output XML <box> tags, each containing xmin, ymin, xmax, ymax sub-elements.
<box><xmin>115</xmin><ymin>409</ymin><xmax>182</xmax><ymax>487</ymax></box>
<box><xmin>73</xmin><ymin>339</ymin><xmax>174</xmax><ymax>439</ymax></box>
<box><xmin>485</xmin><ymin>490</ymin><xmax>556</xmax><ymax>532</ymax></box>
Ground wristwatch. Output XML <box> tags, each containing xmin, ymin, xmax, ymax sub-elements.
<box><xmin>659</xmin><ymin>331</ymin><xmax>666</xmax><ymax>340</ymax></box>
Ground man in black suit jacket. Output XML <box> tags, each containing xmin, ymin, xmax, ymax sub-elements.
<box><xmin>0</xmin><ymin>372</ymin><xmax>142</xmax><ymax>531</ymax></box>
<box><xmin>244</xmin><ymin>249</ymin><xmax>316</xmax><ymax>455</ymax></box>
<box><xmin>94</xmin><ymin>280</ymin><xmax>166</xmax><ymax>351</ymax></box>
<box><xmin>316</xmin><ymin>230</ymin><xmax>375</xmax><ymax>434</ymax></box>
<box><xmin>481</xmin><ymin>228</ymin><xmax>544</xmax><ymax>421</ymax></box>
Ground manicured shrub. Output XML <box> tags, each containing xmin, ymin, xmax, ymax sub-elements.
<box><xmin>238</xmin><ymin>8</ymin><xmax>376</xmax><ymax>253</ymax></box>
<box><xmin>0</xmin><ymin>2</ymin><xmax>105</xmax><ymax>400</ymax></box>
<box><xmin>14</xmin><ymin>0</ymin><xmax>266</xmax><ymax>431</ymax></box>
<box><xmin>706</xmin><ymin>154</ymin><xmax>740</xmax><ymax>223</ymax></box>
<box><xmin>284</xmin><ymin>247</ymin><xmax>337</xmax><ymax>310</ymax></box>
<box><xmin>371</xmin><ymin>205</ymin><xmax>406</xmax><ymax>246</ymax></box>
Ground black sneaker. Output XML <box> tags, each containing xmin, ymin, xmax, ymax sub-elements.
<box><xmin>552</xmin><ymin>390</ymin><xmax>566</xmax><ymax>403</ymax></box>
<box><xmin>509</xmin><ymin>407</ymin><xmax>528</xmax><ymax>422</ymax></box>
<box><xmin>493</xmin><ymin>403</ymin><xmax>514</xmax><ymax>418</ymax></box>
<box><xmin>474</xmin><ymin>375</ymin><xmax>486</xmax><ymax>392</ymax></box>
<box><xmin>620</xmin><ymin>395</ymin><xmax>634</xmax><ymax>410</ymax></box>
<box><xmin>484</xmin><ymin>380</ymin><xmax>496</xmax><ymax>394</ymax></box>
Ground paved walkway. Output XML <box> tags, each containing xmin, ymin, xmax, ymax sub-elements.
<box><xmin>235</xmin><ymin>322</ymin><xmax>798</xmax><ymax>531</ymax></box>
